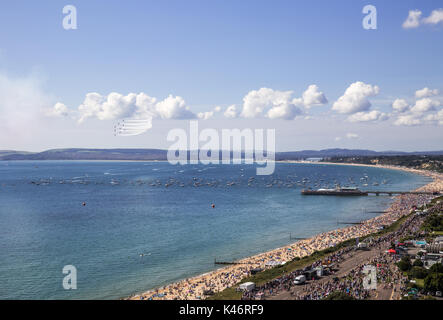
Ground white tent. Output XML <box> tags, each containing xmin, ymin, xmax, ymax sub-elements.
<box><xmin>239</xmin><ymin>282</ymin><xmax>255</xmax><ymax>292</ymax></box>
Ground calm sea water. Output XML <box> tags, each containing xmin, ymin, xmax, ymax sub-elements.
<box><xmin>0</xmin><ymin>161</ymin><xmax>431</xmax><ymax>299</ymax></box>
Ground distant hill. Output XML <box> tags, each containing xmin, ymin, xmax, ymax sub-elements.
<box><xmin>0</xmin><ymin>148</ymin><xmax>167</xmax><ymax>161</ymax></box>
<box><xmin>0</xmin><ymin>150</ymin><xmax>33</xmax><ymax>157</ymax></box>
<box><xmin>1</xmin><ymin>148</ymin><xmax>443</xmax><ymax>161</ymax></box>
<box><xmin>275</xmin><ymin>149</ymin><xmax>443</xmax><ymax>160</ymax></box>
<box><xmin>324</xmin><ymin>154</ymin><xmax>443</xmax><ymax>173</ymax></box>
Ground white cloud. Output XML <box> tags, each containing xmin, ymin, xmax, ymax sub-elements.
<box><xmin>394</xmin><ymin>114</ymin><xmax>422</xmax><ymax>126</ymax></box>
<box><xmin>346</xmin><ymin>133</ymin><xmax>359</xmax><ymax>139</ymax></box>
<box><xmin>135</xmin><ymin>93</ymin><xmax>157</xmax><ymax>117</ymax></box>
<box><xmin>71</xmin><ymin>85</ymin><xmax>327</xmax><ymax>123</ymax></box>
<box><xmin>266</xmin><ymin>102</ymin><xmax>302</xmax><ymax>120</ymax></box>
<box><xmin>392</xmin><ymin>99</ymin><xmax>410</xmax><ymax>113</ymax></box>
<box><xmin>197</xmin><ymin>105</ymin><xmax>222</xmax><ymax>120</ymax></box>
<box><xmin>154</xmin><ymin>95</ymin><xmax>195</xmax><ymax>119</ymax></box>
<box><xmin>47</xmin><ymin>102</ymin><xmax>69</xmax><ymax>117</ymax></box>
<box><xmin>301</xmin><ymin>84</ymin><xmax>328</xmax><ymax>108</ymax></box>
<box><xmin>423</xmin><ymin>9</ymin><xmax>443</xmax><ymax>25</ymax></box>
<box><xmin>334</xmin><ymin>137</ymin><xmax>342</xmax><ymax>141</ymax></box>
<box><xmin>415</xmin><ymin>87</ymin><xmax>439</xmax><ymax>98</ymax></box>
<box><xmin>239</xmin><ymin>87</ymin><xmax>303</xmax><ymax>120</ymax></box>
<box><xmin>76</xmin><ymin>92</ymin><xmax>196</xmax><ymax>123</ymax></box>
<box><xmin>424</xmin><ymin>109</ymin><xmax>443</xmax><ymax>125</ymax></box>
<box><xmin>410</xmin><ymin>98</ymin><xmax>440</xmax><ymax>114</ymax></box>
<box><xmin>403</xmin><ymin>9</ymin><xmax>443</xmax><ymax>29</ymax></box>
<box><xmin>197</xmin><ymin>111</ymin><xmax>214</xmax><ymax>120</ymax></box>
<box><xmin>347</xmin><ymin>110</ymin><xmax>388</xmax><ymax>122</ymax></box>
<box><xmin>402</xmin><ymin>9</ymin><xmax>422</xmax><ymax>29</ymax></box>
<box><xmin>332</xmin><ymin>81</ymin><xmax>380</xmax><ymax>114</ymax></box>
<box><xmin>78</xmin><ymin>92</ymin><xmax>137</xmax><ymax>122</ymax></box>
<box><xmin>392</xmin><ymin>87</ymin><xmax>442</xmax><ymax>126</ymax></box>
<box><xmin>224</xmin><ymin>104</ymin><xmax>238</xmax><ymax>118</ymax></box>
<box><xmin>241</xmin><ymin>88</ymin><xmax>293</xmax><ymax>118</ymax></box>
<box><xmin>238</xmin><ymin>85</ymin><xmax>326</xmax><ymax>119</ymax></box>
<box><xmin>0</xmin><ymin>71</ymin><xmax>54</xmax><ymax>137</ymax></box>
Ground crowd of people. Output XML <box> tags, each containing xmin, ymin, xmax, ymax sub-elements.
<box><xmin>242</xmin><ymin>195</ymin><xmax>435</xmax><ymax>300</ymax></box>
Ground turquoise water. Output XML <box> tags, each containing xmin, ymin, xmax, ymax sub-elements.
<box><xmin>0</xmin><ymin>161</ymin><xmax>431</xmax><ymax>299</ymax></box>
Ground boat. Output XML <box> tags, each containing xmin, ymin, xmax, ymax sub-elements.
<box><xmin>301</xmin><ymin>186</ymin><xmax>368</xmax><ymax>196</ymax></box>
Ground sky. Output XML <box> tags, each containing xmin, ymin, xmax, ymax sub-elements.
<box><xmin>0</xmin><ymin>0</ymin><xmax>442</xmax><ymax>152</ymax></box>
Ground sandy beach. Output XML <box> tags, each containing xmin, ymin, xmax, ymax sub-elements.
<box><xmin>128</xmin><ymin>164</ymin><xmax>443</xmax><ymax>300</ymax></box>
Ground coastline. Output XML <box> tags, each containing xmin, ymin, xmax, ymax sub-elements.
<box><xmin>128</xmin><ymin>163</ymin><xmax>443</xmax><ymax>300</ymax></box>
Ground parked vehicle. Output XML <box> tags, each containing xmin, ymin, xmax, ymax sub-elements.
<box><xmin>294</xmin><ymin>275</ymin><xmax>306</xmax><ymax>285</ymax></box>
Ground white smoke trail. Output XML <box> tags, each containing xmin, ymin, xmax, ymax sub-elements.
<box><xmin>114</xmin><ymin>118</ymin><xmax>152</xmax><ymax>136</ymax></box>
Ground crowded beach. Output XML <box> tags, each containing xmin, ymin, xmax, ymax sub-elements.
<box><xmin>129</xmin><ymin>165</ymin><xmax>443</xmax><ymax>300</ymax></box>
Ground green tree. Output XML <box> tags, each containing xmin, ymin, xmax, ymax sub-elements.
<box><xmin>424</xmin><ymin>273</ymin><xmax>443</xmax><ymax>292</ymax></box>
<box><xmin>397</xmin><ymin>256</ymin><xmax>412</xmax><ymax>272</ymax></box>
<box><xmin>429</xmin><ymin>263</ymin><xmax>443</xmax><ymax>274</ymax></box>
<box><xmin>409</xmin><ymin>266</ymin><xmax>428</xmax><ymax>279</ymax></box>
<box><xmin>413</xmin><ymin>259</ymin><xmax>424</xmax><ymax>267</ymax></box>
<box><xmin>423</xmin><ymin>214</ymin><xmax>443</xmax><ymax>232</ymax></box>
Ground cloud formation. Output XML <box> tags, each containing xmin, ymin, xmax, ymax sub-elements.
<box><xmin>240</xmin><ymin>88</ymin><xmax>301</xmax><ymax>119</ymax></box>
<box><xmin>58</xmin><ymin>92</ymin><xmax>196</xmax><ymax>123</ymax></box>
<box><xmin>424</xmin><ymin>109</ymin><xmax>443</xmax><ymax>125</ymax></box>
<box><xmin>347</xmin><ymin>110</ymin><xmax>388</xmax><ymax>122</ymax></box>
<box><xmin>392</xmin><ymin>99</ymin><xmax>410</xmax><ymax>113</ymax></box>
<box><xmin>48</xmin><ymin>84</ymin><xmax>442</xmax><ymax>129</ymax></box>
<box><xmin>402</xmin><ymin>10</ymin><xmax>422</xmax><ymax>29</ymax></box>
<box><xmin>0</xmin><ymin>71</ymin><xmax>54</xmax><ymax>139</ymax></box>
<box><xmin>392</xmin><ymin>87</ymin><xmax>442</xmax><ymax>126</ymax></box>
<box><xmin>410</xmin><ymin>98</ymin><xmax>440</xmax><ymax>114</ymax></box>
<box><xmin>154</xmin><ymin>95</ymin><xmax>195</xmax><ymax>120</ymax></box>
<box><xmin>52</xmin><ymin>85</ymin><xmax>327</xmax><ymax>123</ymax></box>
<box><xmin>224</xmin><ymin>105</ymin><xmax>237</xmax><ymax>118</ymax></box>
<box><xmin>300</xmin><ymin>84</ymin><xmax>328</xmax><ymax>108</ymax></box>
<box><xmin>394</xmin><ymin>114</ymin><xmax>422</xmax><ymax>126</ymax></box>
<box><xmin>238</xmin><ymin>85</ymin><xmax>327</xmax><ymax>120</ymax></box>
<box><xmin>402</xmin><ymin>9</ymin><xmax>443</xmax><ymax>29</ymax></box>
<box><xmin>197</xmin><ymin>105</ymin><xmax>223</xmax><ymax>120</ymax></box>
<box><xmin>47</xmin><ymin>102</ymin><xmax>69</xmax><ymax>117</ymax></box>
<box><xmin>415</xmin><ymin>87</ymin><xmax>439</xmax><ymax>98</ymax></box>
<box><xmin>423</xmin><ymin>9</ymin><xmax>443</xmax><ymax>25</ymax></box>
<box><xmin>197</xmin><ymin>111</ymin><xmax>214</xmax><ymax>120</ymax></box>
<box><xmin>332</xmin><ymin>81</ymin><xmax>380</xmax><ymax>114</ymax></box>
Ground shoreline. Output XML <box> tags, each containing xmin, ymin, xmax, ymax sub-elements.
<box><xmin>127</xmin><ymin>163</ymin><xmax>442</xmax><ymax>300</ymax></box>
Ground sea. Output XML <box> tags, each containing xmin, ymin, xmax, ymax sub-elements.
<box><xmin>0</xmin><ymin>161</ymin><xmax>432</xmax><ymax>299</ymax></box>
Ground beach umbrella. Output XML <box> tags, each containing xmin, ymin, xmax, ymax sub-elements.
<box><xmin>388</xmin><ymin>249</ymin><xmax>396</xmax><ymax>254</ymax></box>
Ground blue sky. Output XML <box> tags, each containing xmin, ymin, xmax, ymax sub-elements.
<box><xmin>0</xmin><ymin>0</ymin><xmax>442</xmax><ymax>152</ymax></box>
